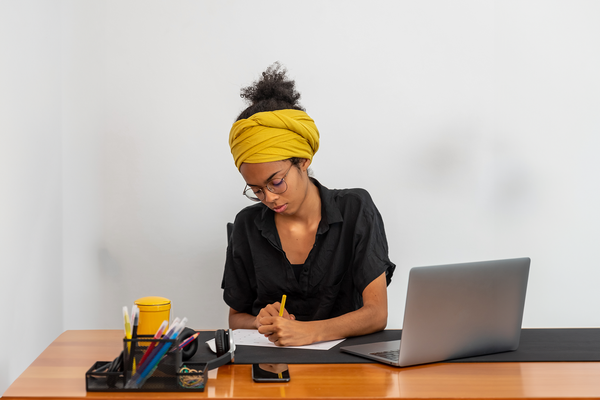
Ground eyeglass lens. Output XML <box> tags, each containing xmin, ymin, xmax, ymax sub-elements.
<box><xmin>244</xmin><ymin>178</ymin><xmax>287</xmax><ymax>201</ymax></box>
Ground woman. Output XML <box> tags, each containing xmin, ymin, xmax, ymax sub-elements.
<box><xmin>222</xmin><ymin>63</ymin><xmax>395</xmax><ymax>346</ymax></box>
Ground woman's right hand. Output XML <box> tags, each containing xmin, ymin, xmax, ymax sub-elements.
<box><xmin>255</xmin><ymin>302</ymin><xmax>295</xmax><ymax>331</ymax></box>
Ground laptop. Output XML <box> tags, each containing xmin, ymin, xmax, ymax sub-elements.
<box><xmin>341</xmin><ymin>257</ymin><xmax>530</xmax><ymax>367</ymax></box>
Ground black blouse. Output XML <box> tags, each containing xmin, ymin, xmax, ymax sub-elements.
<box><xmin>221</xmin><ymin>178</ymin><xmax>396</xmax><ymax>321</ymax></box>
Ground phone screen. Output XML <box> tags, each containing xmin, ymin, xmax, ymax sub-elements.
<box><xmin>252</xmin><ymin>363</ymin><xmax>290</xmax><ymax>382</ymax></box>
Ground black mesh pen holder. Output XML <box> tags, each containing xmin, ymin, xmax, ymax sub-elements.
<box><xmin>123</xmin><ymin>335</ymin><xmax>182</xmax><ymax>390</ymax></box>
<box><xmin>86</xmin><ymin>335</ymin><xmax>205</xmax><ymax>392</ymax></box>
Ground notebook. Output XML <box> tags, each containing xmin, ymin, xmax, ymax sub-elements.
<box><xmin>341</xmin><ymin>257</ymin><xmax>530</xmax><ymax>367</ymax></box>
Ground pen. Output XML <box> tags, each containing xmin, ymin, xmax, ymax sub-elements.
<box><xmin>125</xmin><ymin>318</ymin><xmax>184</xmax><ymax>388</ymax></box>
<box><xmin>131</xmin><ymin>318</ymin><xmax>188</xmax><ymax>388</ymax></box>
<box><xmin>137</xmin><ymin>320</ymin><xmax>170</xmax><ymax>370</ymax></box>
<box><xmin>279</xmin><ymin>294</ymin><xmax>287</xmax><ymax>317</ymax></box>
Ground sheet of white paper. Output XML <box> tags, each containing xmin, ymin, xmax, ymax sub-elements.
<box><xmin>206</xmin><ymin>329</ymin><xmax>345</xmax><ymax>351</ymax></box>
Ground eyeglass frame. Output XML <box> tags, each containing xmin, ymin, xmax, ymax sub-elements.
<box><xmin>242</xmin><ymin>162</ymin><xmax>295</xmax><ymax>202</ymax></box>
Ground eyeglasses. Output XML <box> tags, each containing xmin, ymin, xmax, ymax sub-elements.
<box><xmin>243</xmin><ymin>163</ymin><xmax>294</xmax><ymax>202</ymax></box>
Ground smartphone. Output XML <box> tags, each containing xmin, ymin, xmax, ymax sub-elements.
<box><xmin>252</xmin><ymin>363</ymin><xmax>290</xmax><ymax>382</ymax></box>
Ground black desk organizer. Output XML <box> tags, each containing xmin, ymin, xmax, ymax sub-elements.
<box><xmin>85</xmin><ymin>335</ymin><xmax>207</xmax><ymax>392</ymax></box>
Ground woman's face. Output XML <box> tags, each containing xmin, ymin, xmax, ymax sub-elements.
<box><xmin>240</xmin><ymin>159</ymin><xmax>311</xmax><ymax>215</ymax></box>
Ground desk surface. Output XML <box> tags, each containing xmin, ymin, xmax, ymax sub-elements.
<box><xmin>2</xmin><ymin>330</ymin><xmax>600</xmax><ymax>400</ymax></box>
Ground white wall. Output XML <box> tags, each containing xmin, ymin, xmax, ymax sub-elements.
<box><xmin>0</xmin><ymin>0</ymin><xmax>63</xmax><ymax>394</ymax></box>
<box><xmin>2</xmin><ymin>0</ymin><xmax>600</xmax><ymax>395</ymax></box>
<box><xmin>61</xmin><ymin>0</ymin><xmax>107</xmax><ymax>329</ymax></box>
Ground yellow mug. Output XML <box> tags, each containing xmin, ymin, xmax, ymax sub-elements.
<box><xmin>134</xmin><ymin>296</ymin><xmax>171</xmax><ymax>336</ymax></box>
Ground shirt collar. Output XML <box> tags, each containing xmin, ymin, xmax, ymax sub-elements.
<box><xmin>254</xmin><ymin>178</ymin><xmax>343</xmax><ymax>240</ymax></box>
<box><xmin>312</xmin><ymin>178</ymin><xmax>343</xmax><ymax>232</ymax></box>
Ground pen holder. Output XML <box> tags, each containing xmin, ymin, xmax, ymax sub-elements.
<box><xmin>86</xmin><ymin>361</ymin><xmax>125</xmax><ymax>390</ymax></box>
<box><xmin>86</xmin><ymin>335</ymin><xmax>205</xmax><ymax>392</ymax></box>
<box><xmin>123</xmin><ymin>335</ymin><xmax>181</xmax><ymax>389</ymax></box>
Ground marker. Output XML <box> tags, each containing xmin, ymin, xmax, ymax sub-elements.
<box><xmin>132</xmin><ymin>318</ymin><xmax>185</xmax><ymax>388</ymax></box>
<box><xmin>123</xmin><ymin>306</ymin><xmax>132</xmax><ymax>339</ymax></box>
<box><xmin>123</xmin><ymin>307</ymin><xmax>132</xmax><ymax>357</ymax></box>
<box><xmin>279</xmin><ymin>294</ymin><xmax>287</xmax><ymax>317</ymax></box>
<box><xmin>132</xmin><ymin>318</ymin><xmax>188</xmax><ymax>388</ymax></box>
<box><xmin>137</xmin><ymin>320</ymin><xmax>169</xmax><ymax>370</ymax></box>
<box><xmin>130</xmin><ymin>305</ymin><xmax>139</xmax><ymax>374</ymax></box>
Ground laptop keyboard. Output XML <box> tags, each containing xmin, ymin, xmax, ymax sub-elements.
<box><xmin>370</xmin><ymin>349</ymin><xmax>399</xmax><ymax>361</ymax></box>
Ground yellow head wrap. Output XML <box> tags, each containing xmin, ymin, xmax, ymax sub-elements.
<box><xmin>229</xmin><ymin>109</ymin><xmax>320</xmax><ymax>170</ymax></box>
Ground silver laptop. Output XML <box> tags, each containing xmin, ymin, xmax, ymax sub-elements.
<box><xmin>341</xmin><ymin>257</ymin><xmax>530</xmax><ymax>367</ymax></box>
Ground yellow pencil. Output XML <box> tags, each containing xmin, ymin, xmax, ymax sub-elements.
<box><xmin>279</xmin><ymin>294</ymin><xmax>287</xmax><ymax>317</ymax></box>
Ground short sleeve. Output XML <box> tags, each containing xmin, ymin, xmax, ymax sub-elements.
<box><xmin>221</xmin><ymin>219</ymin><xmax>257</xmax><ymax>314</ymax></box>
<box><xmin>348</xmin><ymin>190</ymin><xmax>396</xmax><ymax>294</ymax></box>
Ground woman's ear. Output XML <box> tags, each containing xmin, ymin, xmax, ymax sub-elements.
<box><xmin>300</xmin><ymin>158</ymin><xmax>312</xmax><ymax>172</ymax></box>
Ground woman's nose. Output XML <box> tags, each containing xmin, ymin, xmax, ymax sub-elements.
<box><xmin>263</xmin><ymin>189</ymin><xmax>279</xmax><ymax>203</ymax></box>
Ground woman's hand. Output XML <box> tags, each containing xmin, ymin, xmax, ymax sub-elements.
<box><xmin>255</xmin><ymin>301</ymin><xmax>295</xmax><ymax>329</ymax></box>
<box><xmin>255</xmin><ymin>301</ymin><xmax>320</xmax><ymax>347</ymax></box>
<box><xmin>230</xmin><ymin>272</ymin><xmax>389</xmax><ymax>346</ymax></box>
<box><xmin>228</xmin><ymin>303</ymin><xmax>295</xmax><ymax>331</ymax></box>
<box><xmin>257</xmin><ymin>314</ymin><xmax>318</xmax><ymax>347</ymax></box>
<box><xmin>257</xmin><ymin>272</ymin><xmax>389</xmax><ymax>347</ymax></box>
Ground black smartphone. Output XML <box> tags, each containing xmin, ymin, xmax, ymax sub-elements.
<box><xmin>252</xmin><ymin>363</ymin><xmax>290</xmax><ymax>382</ymax></box>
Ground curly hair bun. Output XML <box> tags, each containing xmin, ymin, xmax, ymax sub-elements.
<box><xmin>237</xmin><ymin>62</ymin><xmax>305</xmax><ymax>120</ymax></box>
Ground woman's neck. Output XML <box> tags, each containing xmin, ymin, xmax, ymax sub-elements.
<box><xmin>276</xmin><ymin>178</ymin><xmax>321</xmax><ymax>227</ymax></box>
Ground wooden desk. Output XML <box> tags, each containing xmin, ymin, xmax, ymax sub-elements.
<box><xmin>2</xmin><ymin>330</ymin><xmax>600</xmax><ymax>400</ymax></box>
